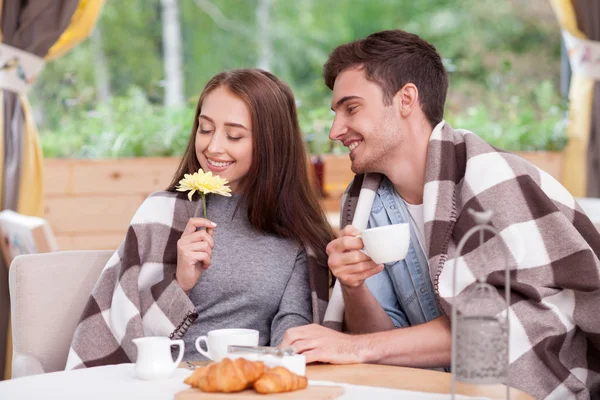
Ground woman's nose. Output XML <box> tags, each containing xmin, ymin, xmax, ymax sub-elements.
<box><xmin>206</xmin><ymin>131</ymin><xmax>225</xmax><ymax>154</ymax></box>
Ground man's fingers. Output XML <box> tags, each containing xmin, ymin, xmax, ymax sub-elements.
<box><xmin>345</xmin><ymin>264</ymin><xmax>384</xmax><ymax>283</ymax></box>
<box><xmin>333</xmin><ymin>262</ymin><xmax>384</xmax><ymax>287</ymax></box>
<box><xmin>182</xmin><ymin>218</ymin><xmax>217</xmax><ymax>236</ymax></box>
<box><xmin>338</xmin><ymin>224</ymin><xmax>360</xmax><ymax>238</ymax></box>
<box><xmin>326</xmin><ymin>225</ymin><xmax>362</xmax><ymax>256</ymax></box>
<box><xmin>290</xmin><ymin>339</ymin><xmax>317</xmax><ymax>355</ymax></box>
<box><xmin>281</xmin><ymin>324</ymin><xmax>320</xmax><ymax>347</ymax></box>
<box><xmin>329</xmin><ymin>250</ymin><xmax>372</xmax><ymax>271</ymax></box>
<box><xmin>330</xmin><ymin>259</ymin><xmax>381</xmax><ymax>278</ymax></box>
<box><xmin>326</xmin><ymin>235</ymin><xmax>364</xmax><ymax>256</ymax></box>
<box><xmin>302</xmin><ymin>349</ymin><xmax>321</xmax><ymax>364</ymax></box>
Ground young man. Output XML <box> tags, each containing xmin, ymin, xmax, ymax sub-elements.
<box><xmin>281</xmin><ymin>30</ymin><xmax>600</xmax><ymax>399</ymax></box>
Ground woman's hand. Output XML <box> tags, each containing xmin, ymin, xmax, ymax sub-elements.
<box><xmin>176</xmin><ymin>218</ymin><xmax>216</xmax><ymax>293</ymax></box>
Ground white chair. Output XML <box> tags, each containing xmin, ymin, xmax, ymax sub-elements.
<box><xmin>9</xmin><ymin>250</ymin><xmax>113</xmax><ymax>378</ymax></box>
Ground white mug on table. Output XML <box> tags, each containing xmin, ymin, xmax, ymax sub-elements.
<box><xmin>195</xmin><ymin>328</ymin><xmax>259</xmax><ymax>361</ymax></box>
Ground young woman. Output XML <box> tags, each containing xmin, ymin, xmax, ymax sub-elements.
<box><xmin>66</xmin><ymin>69</ymin><xmax>334</xmax><ymax>367</ymax></box>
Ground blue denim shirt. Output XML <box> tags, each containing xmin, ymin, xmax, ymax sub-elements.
<box><xmin>365</xmin><ymin>178</ymin><xmax>442</xmax><ymax>327</ymax></box>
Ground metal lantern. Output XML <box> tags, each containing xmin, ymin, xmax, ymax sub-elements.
<box><xmin>451</xmin><ymin>209</ymin><xmax>511</xmax><ymax>400</ymax></box>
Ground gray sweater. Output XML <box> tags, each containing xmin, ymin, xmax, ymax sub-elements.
<box><xmin>183</xmin><ymin>193</ymin><xmax>312</xmax><ymax>361</ymax></box>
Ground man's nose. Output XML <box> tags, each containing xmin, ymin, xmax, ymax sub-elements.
<box><xmin>329</xmin><ymin>115</ymin><xmax>348</xmax><ymax>141</ymax></box>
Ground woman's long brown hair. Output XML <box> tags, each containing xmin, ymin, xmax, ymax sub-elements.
<box><xmin>167</xmin><ymin>69</ymin><xmax>335</xmax><ymax>270</ymax></box>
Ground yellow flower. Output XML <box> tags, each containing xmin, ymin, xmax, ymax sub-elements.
<box><xmin>176</xmin><ymin>169</ymin><xmax>232</xmax><ymax>201</ymax></box>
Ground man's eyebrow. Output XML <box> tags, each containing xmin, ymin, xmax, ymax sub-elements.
<box><xmin>331</xmin><ymin>95</ymin><xmax>362</xmax><ymax>111</ymax></box>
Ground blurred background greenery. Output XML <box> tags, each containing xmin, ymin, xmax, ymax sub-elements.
<box><xmin>32</xmin><ymin>0</ymin><xmax>566</xmax><ymax>158</ymax></box>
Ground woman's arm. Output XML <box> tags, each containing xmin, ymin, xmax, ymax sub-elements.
<box><xmin>269</xmin><ymin>249</ymin><xmax>313</xmax><ymax>346</ymax></box>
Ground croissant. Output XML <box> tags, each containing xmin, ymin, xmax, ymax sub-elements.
<box><xmin>185</xmin><ymin>358</ymin><xmax>265</xmax><ymax>393</ymax></box>
<box><xmin>184</xmin><ymin>365</ymin><xmax>208</xmax><ymax>386</ymax></box>
<box><xmin>253</xmin><ymin>366</ymin><xmax>308</xmax><ymax>394</ymax></box>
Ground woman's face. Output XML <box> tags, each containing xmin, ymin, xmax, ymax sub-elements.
<box><xmin>195</xmin><ymin>87</ymin><xmax>253</xmax><ymax>193</ymax></box>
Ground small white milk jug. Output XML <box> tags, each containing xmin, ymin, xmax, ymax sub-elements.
<box><xmin>132</xmin><ymin>337</ymin><xmax>184</xmax><ymax>380</ymax></box>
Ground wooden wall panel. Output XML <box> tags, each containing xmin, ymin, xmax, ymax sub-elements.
<box><xmin>43</xmin><ymin>153</ymin><xmax>562</xmax><ymax>250</ymax></box>
<box><xmin>45</xmin><ymin>195</ymin><xmax>144</xmax><ymax>234</ymax></box>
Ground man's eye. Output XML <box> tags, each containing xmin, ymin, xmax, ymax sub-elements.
<box><xmin>347</xmin><ymin>106</ymin><xmax>357</xmax><ymax>113</ymax></box>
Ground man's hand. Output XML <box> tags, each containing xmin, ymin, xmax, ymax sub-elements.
<box><xmin>326</xmin><ymin>225</ymin><xmax>383</xmax><ymax>288</ymax></box>
<box><xmin>280</xmin><ymin>324</ymin><xmax>366</xmax><ymax>364</ymax></box>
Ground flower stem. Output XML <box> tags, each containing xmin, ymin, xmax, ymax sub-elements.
<box><xmin>202</xmin><ymin>194</ymin><xmax>207</xmax><ymax>219</ymax></box>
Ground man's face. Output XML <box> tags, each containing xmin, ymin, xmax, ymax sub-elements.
<box><xmin>329</xmin><ymin>68</ymin><xmax>403</xmax><ymax>174</ymax></box>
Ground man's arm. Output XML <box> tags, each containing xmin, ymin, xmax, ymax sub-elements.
<box><xmin>281</xmin><ymin>316</ymin><xmax>451</xmax><ymax>368</ymax></box>
<box><xmin>327</xmin><ymin>225</ymin><xmax>396</xmax><ymax>333</ymax></box>
<box><xmin>342</xmin><ymin>284</ymin><xmax>395</xmax><ymax>333</ymax></box>
<box><xmin>360</xmin><ymin>315</ymin><xmax>451</xmax><ymax>367</ymax></box>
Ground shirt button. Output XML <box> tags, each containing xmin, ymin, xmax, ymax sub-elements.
<box><xmin>420</xmin><ymin>287</ymin><xmax>427</xmax><ymax>294</ymax></box>
<box><xmin>390</xmin><ymin>205</ymin><xmax>396</xmax><ymax>210</ymax></box>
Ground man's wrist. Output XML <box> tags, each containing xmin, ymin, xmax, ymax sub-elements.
<box><xmin>350</xmin><ymin>333</ymin><xmax>375</xmax><ymax>363</ymax></box>
<box><xmin>341</xmin><ymin>281</ymin><xmax>367</xmax><ymax>295</ymax></box>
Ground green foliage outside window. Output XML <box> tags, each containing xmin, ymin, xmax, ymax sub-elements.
<box><xmin>34</xmin><ymin>0</ymin><xmax>566</xmax><ymax>158</ymax></box>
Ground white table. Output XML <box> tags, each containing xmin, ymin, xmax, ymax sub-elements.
<box><xmin>0</xmin><ymin>364</ymin><xmax>190</xmax><ymax>400</ymax></box>
<box><xmin>0</xmin><ymin>363</ymin><xmax>500</xmax><ymax>400</ymax></box>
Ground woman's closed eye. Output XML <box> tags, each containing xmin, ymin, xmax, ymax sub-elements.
<box><xmin>198</xmin><ymin>127</ymin><xmax>213</xmax><ymax>134</ymax></box>
<box><xmin>227</xmin><ymin>134</ymin><xmax>243</xmax><ymax>141</ymax></box>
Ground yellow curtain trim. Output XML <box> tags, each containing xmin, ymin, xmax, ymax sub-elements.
<box><xmin>561</xmin><ymin>75</ymin><xmax>595</xmax><ymax>196</ymax></box>
<box><xmin>550</xmin><ymin>0</ymin><xmax>594</xmax><ymax>196</ymax></box>
<box><xmin>16</xmin><ymin>94</ymin><xmax>44</xmax><ymax>217</ymax></box>
<box><xmin>549</xmin><ymin>0</ymin><xmax>586</xmax><ymax>39</ymax></box>
<box><xmin>45</xmin><ymin>0</ymin><xmax>105</xmax><ymax>61</ymax></box>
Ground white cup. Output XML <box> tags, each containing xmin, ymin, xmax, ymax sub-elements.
<box><xmin>358</xmin><ymin>223</ymin><xmax>410</xmax><ymax>264</ymax></box>
<box><xmin>132</xmin><ymin>337</ymin><xmax>184</xmax><ymax>380</ymax></box>
<box><xmin>195</xmin><ymin>329</ymin><xmax>259</xmax><ymax>361</ymax></box>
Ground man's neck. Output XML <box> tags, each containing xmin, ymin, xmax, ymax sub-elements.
<box><xmin>382</xmin><ymin>118</ymin><xmax>433</xmax><ymax>205</ymax></box>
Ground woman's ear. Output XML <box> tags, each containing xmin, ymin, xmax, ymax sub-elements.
<box><xmin>394</xmin><ymin>83</ymin><xmax>419</xmax><ymax>118</ymax></box>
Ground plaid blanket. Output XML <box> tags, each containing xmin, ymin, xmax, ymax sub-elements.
<box><xmin>325</xmin><ymin>122</ymin><xmax>600</xmax><ymax>399</ymax></box>
<box><xmin>65</xmin><ymin>191</ymin><xmax>329</xmax><ymax>370</ymax></box>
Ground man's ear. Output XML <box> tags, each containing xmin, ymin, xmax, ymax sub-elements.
<box><xmin>393</xmin><ymin>83</ymin><xmax>419</xmax><ymax>118</ymax></box>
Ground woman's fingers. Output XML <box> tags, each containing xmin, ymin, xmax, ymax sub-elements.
<box><xmin>182</xmin><ymin>218</ymin><xmax>217</xmax><ymax>236</ymax></box>
<box><xmin>192</xmin><ymin>252</ymin><xmax>211</xmax><ymax>269</ymax></box>
<box><xmin>178</xmin><ymin>229</ymin><xmax>215</xmax><ymax>247</ymax></box>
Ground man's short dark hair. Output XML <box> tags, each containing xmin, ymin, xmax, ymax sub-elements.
<box><xmin>324</xmin><ymin>30</ymin><xmax>449</xmax><ymax>126</ymax></box>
